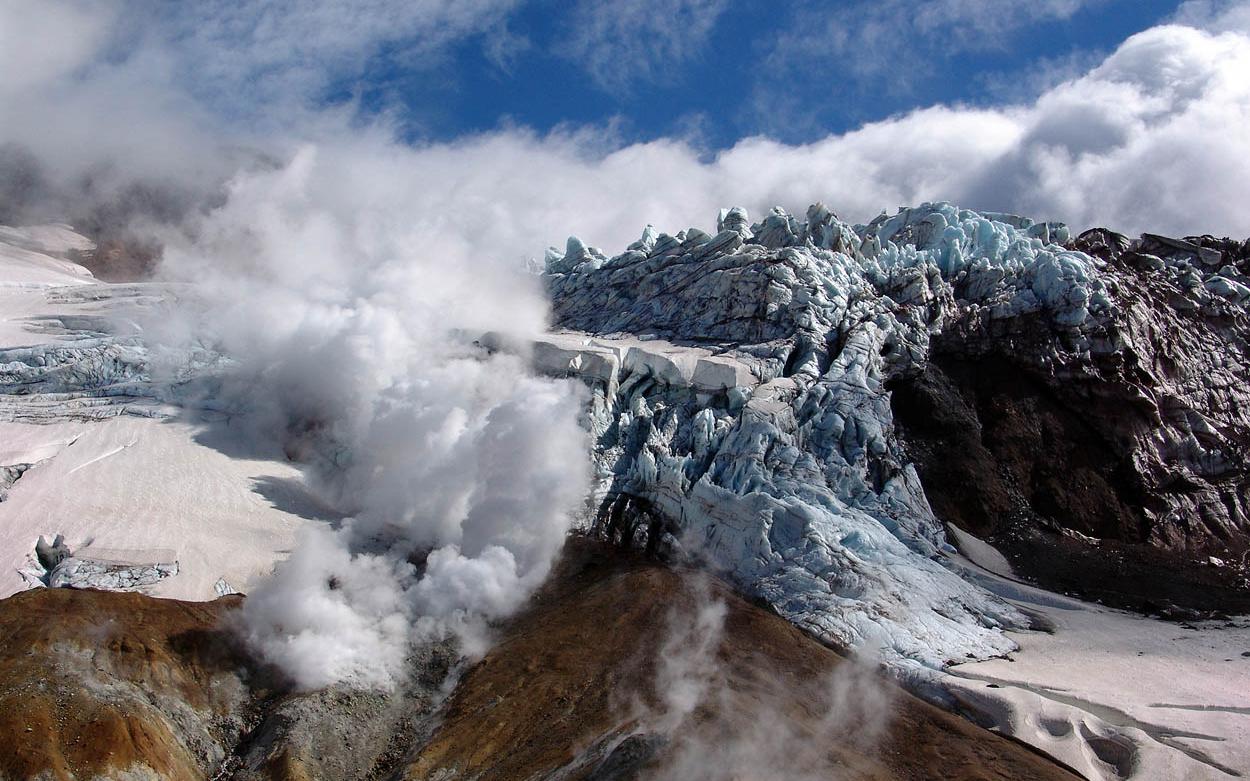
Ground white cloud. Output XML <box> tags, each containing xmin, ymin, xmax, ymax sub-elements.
<box><xmin>0</xmin><ymin>0</ymin><xmax>522</xmax><ymax>223</ymax></box>
<box><xmin>764</xmin><ymin>0</ymin><xmax>1108</xmax><ymax>92</ymax></box>
<box><xmin>959</xmin><ymin>23</ymin><xmax>1250</xmax><ymax>236</ymax></box>
<box><xmin>558</xmin><ymin>0</ymin><xmax>729</xmax><ymax>92</ymax></box>
<box><xmin>1172</xmin><ymin>0</ymin><xmax>1250</xmax><ymax>32</ymax></box>
<box><xmin>320</xmin><ymin>16</ymin><xmax>1245</xmax><ymax>250</ymax></box>
<box><xmin>8</xmin><ymin>2</ymin><xmax>1246</xmax><ymax>239</ymax></box>
<box><xmin>0</xmin><ymin>0</ymin><xmax>116</xmax><ymax>95</ymax></box>
<box><xmin>529</xmin><ymin>20</ymin><xmax>1250</xmax><ymax>242</ymax></box>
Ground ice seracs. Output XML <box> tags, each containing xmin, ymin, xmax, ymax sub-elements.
<box><xmin>22</xmin><ymin>534</ymin><xmax>181</xmax><ymax>591</ymax></box>
<box><xmin>541</xmin><ymin>201</ymin><xmax>1250</xmax><ymax>684</ymax></box>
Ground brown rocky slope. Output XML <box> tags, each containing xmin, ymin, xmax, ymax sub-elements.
<box><xmin>0</xmin><ymin>539</ymin><xmax>1077</xmax><ymax>781</ymax></box>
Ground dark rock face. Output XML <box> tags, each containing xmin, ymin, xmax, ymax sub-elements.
<box><xmin>888</xmin><ymin>225</ymin><xmax>1250</xmax><ymax>612</ymax></box>
<box><xmin>890</xmin><ymin>353</ymin><xmax>1250</xmax><ymax>614</ymax></box>
<box><xmin>918</xmin><ymin>225</ymin><xmax>1250</xmax><ymax>551</ymax></box>
<box><xmin>1073</xmin><ymin>230</ymin><xmax>1250</xmax><ymax>549</ymax></box>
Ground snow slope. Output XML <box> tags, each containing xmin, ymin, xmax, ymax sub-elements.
<box><xmin>947</xmin><ymin>531</ymin><xmax>1250</xmax><ymax>780</ymax></box>
<box><xmin>0</xmin><ymin>227</ymin><xmax>320</xmax><ymax>600</ymax></box>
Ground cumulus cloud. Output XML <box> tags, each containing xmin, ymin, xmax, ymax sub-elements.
<box><xmin>545</xmin><ymin>19</ymin><xmax>1250</xmax><ymax>240</ymax></box>
<box><xmin>959</xmin><ymin>23</ymin><xmax>1250</xmax><ymax>236</ymax></box>
<box><xmin>6</xmin><ymin>1</ymin><xmax>1250</xmax><ymax>240</ymax></box>
<box><xmin>139</xmin><ymin>17</ymin><xmax>1248</xmax><ymax>250</ymax></box>
<box><xmin>252</xmin><ymin>17</ymin><xmax>1245</xmax><ymax>250</ymax></box>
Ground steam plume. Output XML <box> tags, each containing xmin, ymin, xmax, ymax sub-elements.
<box><xmin>155</xmin><ymin>145</ymin><xmax>591</xmax><ymax>688</ymax></box>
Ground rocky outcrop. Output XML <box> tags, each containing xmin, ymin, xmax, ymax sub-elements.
<box><xmin>0</xmin><ymin>541</ymin><xmax>1079</xmax><ymax>781</ymax></box>
<box><xmin>0</xmin><ymin>588</ymin><xmax>250</xmax><ymax>781</ymax></box>
<box><xmin>20</xmin><ymin>535</ymin><xmax>180</xmax><ymax>592</ymax></box>
<box><xmin>541</xmin><ymin>202</ymin><xmax>1250</xmax><ymax>673</ymax></box>
<box><xmin>402</xmin><ymin>538</ymin><xmax>1077</xmax><ymax>781</ymax></box>
<box><xmin>0</xmin><ymin>586</ymin><xmax>456</xmax><ymax>781</ymax></box>
<box><xmin>885</xmin><ymin>225</ymin><xmax>1250</xmax><ymax>613</ymax></box>
<box><xmin>899</xmin><ymin>224</ymin><xmax>1250</xmax><ymax>549</ymax></box>
<box><xmin>1063</xmin><ymin>227</ymin><xmax>1250</xmax><ymax>546</ymax></box>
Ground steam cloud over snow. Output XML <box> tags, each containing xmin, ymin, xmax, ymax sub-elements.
<box><xmin>154</xmin><ymin>146</ymin><xmax>590</xmax><ymax>689</ymax></box>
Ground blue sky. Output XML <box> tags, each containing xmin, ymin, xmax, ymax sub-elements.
<box><xmin>344</xmin><ymin>0</ymin><xmax>1184</xmax><ymax>148</ymax></box>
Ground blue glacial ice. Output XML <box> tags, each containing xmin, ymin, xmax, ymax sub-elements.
<box><xmin>538</xmin><ymin>202</ymin><xmax>1139</xmax><ymax>680</ymax></box>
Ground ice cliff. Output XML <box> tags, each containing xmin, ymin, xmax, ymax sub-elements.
<box><xmin>539</xmin><ymin>202</ymin><xmax>1250</xmax><ymax>678</ymax></box>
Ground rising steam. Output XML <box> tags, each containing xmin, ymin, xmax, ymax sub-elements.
<box><xmin>623</xmin><ymin>575</ymin><xmax>895</xmax><ymax>781</ymax></box>
<box><xmin>154</xmin><ymin>145</ymin><xmax>591</xmax><ymax>688</ymax></box>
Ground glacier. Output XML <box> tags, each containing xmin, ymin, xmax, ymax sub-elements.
<box><xmin>5</xmin><ymin>204</ymin><xmax>1247</xmax><ymax>686</ymax></box>
<box><xmin>539</xmin><ymin>200</ymin><xmax>1250</xmax><ymax>682</ymax></box>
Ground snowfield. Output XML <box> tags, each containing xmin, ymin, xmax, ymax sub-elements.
<box><xmin>0</xmin><ymin>227</ymin><xmax>320</xmax><ymax>600</ymax></box>
<box><xmin>948</xmin><ymin>529</ymin><xmax>1250</xmax><ymax>780</ymax></box>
